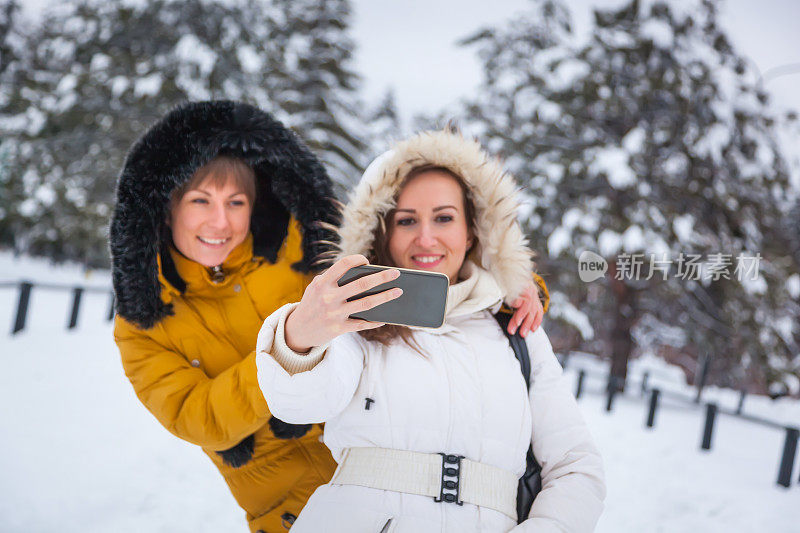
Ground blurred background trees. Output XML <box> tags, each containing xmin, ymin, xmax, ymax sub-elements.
<box><xmin>0</xmin><ymin>0</ymin><xmax>797</xmax><ymax>394</ymax></box>
<box><xmin>459</xmin><ymin>0</ymin><xmax>799</xmax><ymax>394</ymax></box>
<box><xmin>0</xmin><ymin>0</ymin><xmax>381</xmax><ymax>266</ymax></box>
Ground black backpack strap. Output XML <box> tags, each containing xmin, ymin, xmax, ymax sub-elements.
<box><xmin>493</xmin><ymin>307</ymin><xmax>543</xmax><ymax>523</ymax></box>
<box><xmin>493</xmin><ymin>310</ymin><xmax>531</xmax><ymax>388</ymax></box>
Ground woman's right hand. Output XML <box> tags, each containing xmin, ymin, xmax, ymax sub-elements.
<box><xmin>284</xmin><ymin>255</ymin><xmax>402</xmax><ymax>353</ymax></box>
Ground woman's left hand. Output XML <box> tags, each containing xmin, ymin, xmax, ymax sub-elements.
<box><xmin>508</xmin><ymin>282</ymin><xmax>544</xmax><ymax>337</ymax></box>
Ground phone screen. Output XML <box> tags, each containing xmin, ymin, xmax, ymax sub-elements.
<box><xmin>337</xmin><ymin>265</ymin><xmax>449</xmax><ymax>328</ymax></box>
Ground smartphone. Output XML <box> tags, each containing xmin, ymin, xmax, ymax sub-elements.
<box><xmin>337</xmin><ymin>265</ymin><xmax>449</xmax><ymax>328</ymax></box>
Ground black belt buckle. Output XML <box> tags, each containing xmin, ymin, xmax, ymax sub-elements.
<box><xmin>434</xmin><ymin>453</ymin><xmax>464</xmax><ymax>505</ymax></box>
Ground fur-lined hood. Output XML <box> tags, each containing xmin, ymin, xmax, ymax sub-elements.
<box><xmin>336</xmin><ymin>129</ymin><xmax>534</xmax><ymax>301</ymax></box>
<box><xmin>110</xmin><ymin>100</ymin><xmax>337</xmax><ymax>329</ymax></box>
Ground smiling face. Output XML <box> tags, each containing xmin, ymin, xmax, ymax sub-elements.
<box><xmin>169</xmin><ymin>169</ymin><xmax>254</xmax><ymax>268</ymax></box>
<box><xmin>387</xmin><ymin>170</ymin><xmax>474</xmax><ymax>283</ymax></box>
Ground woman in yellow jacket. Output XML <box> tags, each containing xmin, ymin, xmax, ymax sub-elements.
<box><xmin>110</xmin><ymin>100</ymin><xmax>547</xmax><ymax>532</ymax></box>
<box><xmin>110</xmin><ymin>101</ymin><xmax>343</xmax><ymax>532</ymax></box>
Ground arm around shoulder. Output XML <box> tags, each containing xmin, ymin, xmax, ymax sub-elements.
<box><xmin>512</xmin><ymin>327</ymin><xmax>606</xmax><ymax>533</ymax></box>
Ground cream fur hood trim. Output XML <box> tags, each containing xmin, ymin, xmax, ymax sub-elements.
<box><xmin>336</xmin><ymin>130</ymin><xmax>534</xmax><ymax>301</ymax></box>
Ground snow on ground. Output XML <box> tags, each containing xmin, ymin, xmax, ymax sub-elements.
<box><xmin>0</xmin><ymin>253</ymin><xmax>242</xmax><ymax>531</ymax></box>
<box><xmin>1</xmin><ymin>253</ymin><xmax>798</xmax><ymax>532</ymax></box>
<box><xmin>0</xmin><ymin>323</ymin><xmax>243</xmax><ymax>532</ymax></box>
<box><xmin>572</xmin><ymin>352</ymin><xmax>800</xmax><ymax>533</ymax></box>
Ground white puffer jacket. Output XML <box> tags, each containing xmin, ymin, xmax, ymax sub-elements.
<box><xmin>255</xmin><ymin>130</ymin><xmax>605</xmax><ymax>532</ymax></box>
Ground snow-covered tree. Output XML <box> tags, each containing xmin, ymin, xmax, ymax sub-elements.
<box><xmin>461</xmin><ymin>0</ymin><xmax>799</xmax><ymax>392</ymax></box>
<box><xmin>0</xmin><ymin>0</ymin><xmax>18</xmax><ymax>75</ymax></box>
<box><xmin>0</xmin><ymin>0</ymin><xmax>369</xmax><ymax>266</ymax></box>
<box><xmin>265</xmin><ymin>0</ymin><xmax>368</xmax><ymax>192</ymax></box>
<box><xmin>363</xmin><ymin>88</ymin><xmax>402</xmax><ymax>155</ymax></box>
<box><xmin>0</xmin><ymin>0</ymin><xmax>26</xmax><ymax>247</ymax></box>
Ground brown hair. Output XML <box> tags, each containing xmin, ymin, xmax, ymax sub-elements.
<box><xmin>358</xmin><ymin>165</ymin><xmax>477</xmax><ymax>348</ymax></box>
<box><xmin>171</xmin><ymin>155</ymin><xmax>257</xmax><ymax>207</ymax></box>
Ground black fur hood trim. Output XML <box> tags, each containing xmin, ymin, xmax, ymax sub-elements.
<box><xmin>110</xmin><ymin>101</ymin><xmax>338</xmax><ymax>329</ymax></box>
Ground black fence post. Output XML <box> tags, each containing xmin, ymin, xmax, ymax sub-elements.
<box><xmin>575</xmin><ymin>370</ymin><xmax>585</xmax><ymax>400</ymax></box>
<box><xmin>12</xmin><ymin>281</ymin><xmax>33</xmax><ymax>335</ymax></box>
<box><xmin>67</xmin><ymin>287</ymin><xmax>83</xmax><ymax>329</ymax></box>
<box><xmin>701</xmin><ymin>403</ymin><xmax>717</xmax><ymax>451</ymax></box>
<box><xmin>646</xmin><ymin>388</ymin><xmax>660</xmax><ymax>429</ymax></box>
<box><xmin>106</xmin><ymin>291</ymin><xmax>115</xmax><ymax>321</ymax></box>
<box><xmin>641</xmin><ymin>371</ymin><xmax>650</xmax><ymax>398</ymax></box>
<box><xmin>736</xmin><ymin>389</ymin><xmax>746</xmax><ymax>415</ymax></box>
<box><xmin>777</xmin><ymin>427</ymin><xmax>799</xmax><ymax>488</ymax></box>
<box><xmin>605</xmin><ymin>375</ymin><xmax>619</xmax><ymax>412</ymax></box>
<box><xmin>605</xmin><ymin>389</ymin><xmax>615</xmax><ymax>412</ymax></box>
<box><xmin>695</xmin><ymin>354</ymin><xmax>710</xmax><ymax>404</ymax></box>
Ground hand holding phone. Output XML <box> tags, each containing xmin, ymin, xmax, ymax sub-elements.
<box><xmin>337</xmin><ymin>265</ymin><xmax>449</xmax><ymax>328</ymax></box>
<box><xmin>284</xmin><ymin>255</ymin><xmax>404</xmax><ymax>352</ymax></box>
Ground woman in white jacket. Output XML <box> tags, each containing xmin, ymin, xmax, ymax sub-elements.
<box><xmin>255</xmin><ymin>129</ymin><xmax>605</xmax><ymax>532</ymax></box>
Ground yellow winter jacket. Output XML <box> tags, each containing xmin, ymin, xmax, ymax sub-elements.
<box><xmin>114</xmin><ymin>219</ymin><xmax>336</xmax><ymax>532</ymax></box>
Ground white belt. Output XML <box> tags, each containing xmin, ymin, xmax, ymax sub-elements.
<box><xmin>330</xmin><ymin>447</ymin><xmax>518</xmax><ymax>520</ymax></box>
